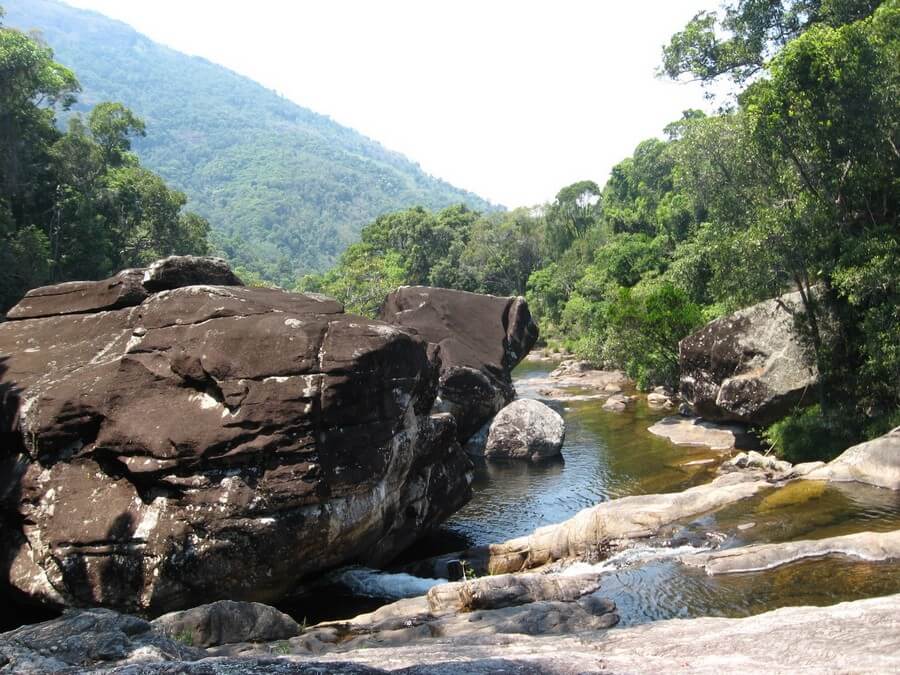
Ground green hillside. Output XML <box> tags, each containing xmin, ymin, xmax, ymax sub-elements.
<box><xmin>3</xmin><ymin>0</ymin><xmax>497</xmax><ymax>284</ymax></box>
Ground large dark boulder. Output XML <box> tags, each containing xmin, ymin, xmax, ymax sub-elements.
<box><xmin>679</xmin><ymin>290</ymin><xmax>818</xmax><ymax>426</ymax></box>
<box><xmin>379</xmin><ymin>287</ymin><xmax>538</xmax><ymax>441</ymax></box>
<box><xmin>5</xmin><ymin>255</ymin><xmax>244</xmax><ymax>321</ymax></box>
<box><xmin>0</xmin><ymin>259</ymin><xmax>473</xmax><ymax>616</ymax></box>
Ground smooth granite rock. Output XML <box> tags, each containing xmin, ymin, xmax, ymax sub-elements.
<box><xmin>465</xmin><ymin>399</ymin><xmax>565</xmax><ymax>461</ymax></box>
<box><xmin>804</xmin><ymin>427</ymin><xmax>900</xmax><ymax>489</ymax></box>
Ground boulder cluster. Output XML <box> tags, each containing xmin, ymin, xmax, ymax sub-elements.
<box><xmin>0</xmin><ymin>257</ymin><xmax>537</xmax><ymax>616</ymax></box>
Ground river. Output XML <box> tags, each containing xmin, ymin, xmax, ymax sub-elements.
<box><xmin>286</xmin><ymin>360</ymin><xmax>900</xmax><ymax>625</ymax></box>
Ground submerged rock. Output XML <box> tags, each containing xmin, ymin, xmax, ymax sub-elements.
<box><xmin>379</xmin><ymin>287</ymin><xmax>538</xmax><ymax>441</ymax></box>
<box><xmin>804</xmin><ymin>427</ymin><xmax>900</xmax><ymax>489</ymax></box>
<box><xmin>465</xmin><ymin>399</ymin><xmax>565</xmax><ymax>462</ymax></box>
<box><xmin>602</xmin><ymin>394</ymin><xmax>633</xmax><ymax>412</ymax></box>
<box><xmin>679</xmin><ymin>289</ymin><xmax>819</xmax><ymax>425</ymax></box>
<box><xmin>0</xmin><ymin>259</ymin><xmax>474</xmax><ymax>615</ymax></box>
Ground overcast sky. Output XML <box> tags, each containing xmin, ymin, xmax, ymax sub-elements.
<box><xmin>65</xmin><ymin>0</ymin><xmax>720</xmax><ymax>208</ymax></box>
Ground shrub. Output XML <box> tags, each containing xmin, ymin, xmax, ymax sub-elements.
<box><xmin>764</xmin><ymin>405</ymin><xmax>855</xmax><ymax>463</ymax></box>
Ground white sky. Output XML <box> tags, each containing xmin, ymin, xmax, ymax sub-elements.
<box><xmin>64</xmin><ymin>0</ymin><xmax>719</xmax><ymax>208</ymax></box>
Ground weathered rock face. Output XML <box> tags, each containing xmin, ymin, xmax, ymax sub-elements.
<box><xmin>0</xmin><ymin>258</ymin><xmax>473</xmax><ymax>615</ymax></box>
<box><xmin>804</xmin><ymin>427</ymin><xmax>900</xmax><ymax>489</ymax></box>
<box><xmin>0</xmin><ymin>607</ymin><xmax>204</xmax><ymax>673</ymax></box>
<box><xmin>379</xmin><ymin>287</ymin><xmax>538</xmax><ymax>441</ymax></box>
<box><xmin>679</xmin><ymin>290</ymin><xmax>818</xmax><ymax>425</ymax></box>
<box><xmin>465</xmin><ymin>399</ymin><xmax>565</xmax><ymax>462</ymax></box>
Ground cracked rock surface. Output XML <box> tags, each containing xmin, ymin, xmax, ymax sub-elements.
<box><xmin>0</xmin><ymin>258</ymin><xmax>491</xmax><ymax>615</ymax></box>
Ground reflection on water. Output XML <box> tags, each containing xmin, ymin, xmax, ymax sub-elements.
<box><xmin>679</xmin><ymin>480</ymin><xmax>900</xmax><ymax>548</ymax></box>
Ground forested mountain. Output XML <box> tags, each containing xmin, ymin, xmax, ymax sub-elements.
<box><xmin>3</xmin><ymin>0</ymin><xmax>496</xmax><ymax>284</ymax></box>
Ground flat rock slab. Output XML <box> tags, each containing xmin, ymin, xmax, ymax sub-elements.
<box><xmin>648</xmin><ymin>416</ymin><xmax>753</xmax><ymax>451</ymax></box>
<box><xmin>302</xmin><ymin>594</ymin><xmax>900</xmax><ymax>673</ymax></box>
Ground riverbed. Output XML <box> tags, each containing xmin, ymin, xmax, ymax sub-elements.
<box><xmin>288</xmin><ymin>360</ymin><xmax>900</xmax><ymax>625</ymax></box>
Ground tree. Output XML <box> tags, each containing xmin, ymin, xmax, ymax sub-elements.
<box><xmin>297</xmin><ymin>243</ymin><xmax>407</xmax><ymax>317</ymax></box>
<box><xmin>601</xmin><ymin>283</ymin><xmax>704</xmax><ymax>389</ymax></box>
<box><xmin>544</xmin><ymin>180</ymin><xmax>601</xmax><ymax>255</ymax></box>
<box><xmin>88</xmin><ymin>102</ymin><xmax>145</xmax><ymax>167</ymax></box>
<box><xmin>671</xmin><ymin>1</ymin><xmax>899</xmax><ymax>436</ymax></box>
<box><xmin>661</xmin><ymin>0</ymin><xmax>883</xmax><ymax>85</ymax></box>
<box><xmin>0</xmin><ymin>18</ymin><xmax>210</xmax><ymax>312</ymax></box>
<box><xmin>458</xmin><ymin>209</ymin><xmax>544</xmax><ymax>295</ymax></box>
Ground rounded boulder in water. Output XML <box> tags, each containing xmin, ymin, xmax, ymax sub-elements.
<box><xmin>478</xmin><ymin>399</ymin><xmax>566</xmax><ymax>462</ymax></box>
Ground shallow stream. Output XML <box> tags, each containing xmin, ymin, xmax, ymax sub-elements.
<box><xmin>288</xmin><ymin>360</ymin><xmax>900</xmax><ymax>625</ymax></box>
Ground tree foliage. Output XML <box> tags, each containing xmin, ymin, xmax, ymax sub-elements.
<box><xmin>661</xmin><ymin>0</ymin><xmax>882</xmax><ymax>84</ymax></box>
<box><xmin>0</xmin><ymin>13</ymin><xmax>209</xmax><ymax>312</ymax></box>
<box><xmin>310</xmin><ymin>1</ymin><xmax>897</xmax><ymax>462</ymax></box>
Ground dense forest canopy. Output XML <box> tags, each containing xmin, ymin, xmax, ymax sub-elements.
<box><xmin>0</xmin><ymin>7</ymin><xmax>209</xmax><ymax>310</ymax></box>
<box><xmin>2</xmin><ymin>0</ymin><xmax>497</xmax><ymax>286</ymax></box>
<box><xmin>308</xmin><ymin>0</ymin><xmax>898</xmax><ymax>462</ymax></box>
